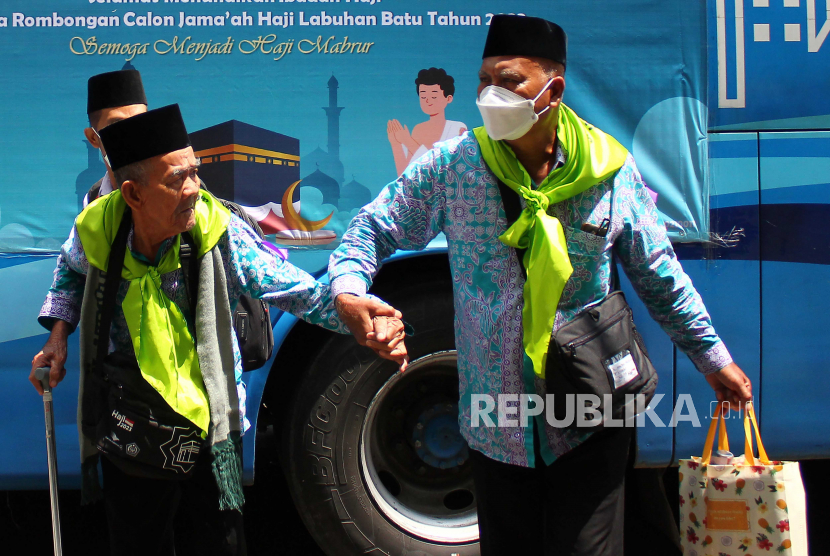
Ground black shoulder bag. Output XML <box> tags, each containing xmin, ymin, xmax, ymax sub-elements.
<box><xmin>195</xmin><ymin>180</ymin><xmax>274</xmax><ymax>371</ymax></box>
<box><xmin>495</xmin><ymin>177</ymin><xmax>657</xmax><ymax>429</ymax></box>
<box><xmin>92</xmin><ymin>208</ymin><xmax>204</xmax><ymax>479</ymax></box>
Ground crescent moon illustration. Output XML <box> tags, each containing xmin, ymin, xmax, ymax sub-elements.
<box><xmin>281</xmin><ymin>180</ymin><xmax>334</xmax><ymax>231</ymax></box>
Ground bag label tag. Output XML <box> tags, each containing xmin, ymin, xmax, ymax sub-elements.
<box><xmin>605</xmin><ymin>350</ymin><xmax>639</xmax><ymax>389</ymax></box>
<box><xmin>705</xmin><ymin>499</ymin><xmax>750</xmax><ymax>531</ymax></box>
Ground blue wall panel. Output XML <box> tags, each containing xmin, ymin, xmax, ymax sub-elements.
<box><xmin>760</xmin><ymin>132</ymin><xmax>830</xmax><ymax>459</ymax></box>
<box><xmin>674</xmin><ymin>132</ymin><xmax>760</xmax><ymax>463</ymax></box>
<box><xmin>673</xmin><ymin>260</ymin><xmax>761</xmax><ymax>464</ymax></box>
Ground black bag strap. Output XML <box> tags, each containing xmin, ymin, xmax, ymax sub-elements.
<box><xmin>494</xmin><ymin>177</ymin><xmax>528</xmax><ymax>278</ymax></box>
<box><xmin>95</xmin><ymin>207</ymin><xmax>132</xmax><ymax>378</ymax></box>
<box><xmin>179</xmin><ymin>232</ymin><xmax>199</xmax><ymax>328</ymax></box>
<box><xmin>611</xmin><ymin>247</ymin><xmax>621</xmax><ymax>292</ymax></box>
<box><xmin>182</xmin><ymin>176</ymin><xmax>202</xmax><ymax>318</ymax></box>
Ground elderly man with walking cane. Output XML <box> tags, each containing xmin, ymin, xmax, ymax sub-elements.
<box><xmin>30</xmin><ymin>104</ymin><xmax>407</xmax><ymax>556</ymax></box>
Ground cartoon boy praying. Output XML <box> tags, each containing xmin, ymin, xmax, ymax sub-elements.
<box><xmin>387</xmin><ymin>68</ymin><xmax>467</xmax><ymax>176</ymax></box>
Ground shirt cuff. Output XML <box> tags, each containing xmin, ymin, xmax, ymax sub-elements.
<box><xmin>331</xmin><ymin>275</ymin><xmax>368</xmax><ymax>299</ymax></box>
<box><xmin>691</xmin><ymin>342</ymin><xmax>733</xmax><ymax>375</ymax></box>
<box><xmin>38</xmin><ymin>294</ymin><xmax>80</xmax><ymax>332</ymax></box>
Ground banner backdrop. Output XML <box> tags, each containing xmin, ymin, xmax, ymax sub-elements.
<box><xmin>0</xmin><ymin>0</ymin><xmax>709</xmax><ymax>259</ymax></box>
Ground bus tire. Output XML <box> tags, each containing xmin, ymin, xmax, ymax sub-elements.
<box><xmin>283</xmin><ymin>283</ymin><xmax>480</xmax><ymax>555</ymax></box>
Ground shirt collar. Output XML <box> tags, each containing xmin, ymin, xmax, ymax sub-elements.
<box><xmin>529</xmin><ymin>140</ymin><xmax>566</xmax><ymax>189</ymax></box>
<box><xmin>99</xmin><ymin>172</ymin><xmax>114</xmax><ymax>197</ymax></box>
<box><xmin>128</xmin><ymin>227</ymin><xmax>175</xmax><ymax>267</ymax></box>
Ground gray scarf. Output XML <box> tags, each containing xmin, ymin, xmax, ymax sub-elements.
<box><xmin>77</xmin><ymin>245</ymin><xmax>244</xmax><ymax>511</ymax></box>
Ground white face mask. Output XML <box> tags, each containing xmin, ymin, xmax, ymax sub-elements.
<box><xmin>476</xmin><ymin>78</ymin><xmax>554</xmax><ymax>141</ymax></box>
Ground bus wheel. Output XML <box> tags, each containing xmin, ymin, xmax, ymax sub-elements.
<box><xmin>283</xmin><ymin>286</ymin><xmax>480</xmax><ymax>555</ymax></box>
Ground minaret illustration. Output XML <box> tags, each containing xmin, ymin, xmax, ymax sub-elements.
<box><xmin>301</xmin><ymin>75</ymin><xmax>373</xmax><ymax>214</ymax></box>
<box><xmin>302</xmin><ymin>75</ymin><xmax>345</xmax><ymax>188</ymax></box>
<box><xmin>325</xmin><ymin>75</ymin><xmax>344</xmax><ymax>171</ymax></box>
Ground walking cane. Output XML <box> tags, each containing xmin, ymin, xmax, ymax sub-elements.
<box><xmin>34</xmin><ymin>366</ymin><xmax>63</xmax><ymax>556</ymax></box>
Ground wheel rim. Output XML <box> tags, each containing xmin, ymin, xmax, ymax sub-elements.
<box><xmin>360</xmin><ymin>350</ymin><xmax>479</xmax><ymax>544</ymax></box>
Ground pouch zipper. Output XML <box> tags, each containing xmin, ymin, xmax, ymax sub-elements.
<box><xmin>563</xmin><ymin>307</ymin><xmax>629</xmax><ymax>358</ymax></box>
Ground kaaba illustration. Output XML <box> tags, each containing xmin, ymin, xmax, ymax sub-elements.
<box><xmin>190</xmin><ymin>120</ymin><xmax>336</xmax><ymax>246</ymax></box>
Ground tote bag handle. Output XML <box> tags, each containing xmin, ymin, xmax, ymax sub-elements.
<box><xmin>743</xmin><ymin>402</ymin><xmax>771</xmax><ymax>466</ymax></box>
<box><xmin>701</xmin><ymin>402</ymin><xmax>730</xmax><ymax>464</ymax></box>
<box><xmin>702</xmin><ymin>401</ymin><xmax>770</xmax><ymax>466</ymax></box>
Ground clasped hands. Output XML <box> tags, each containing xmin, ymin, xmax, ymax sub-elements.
<box><xmin>335</xmin><ymin>293</ymin><xmax>409</xmax><ymax>371</ymax></box>
<box><xmin>386</xmin><ymin>119</ymin><xmax>412</xmax><ymax>147</ymax></box>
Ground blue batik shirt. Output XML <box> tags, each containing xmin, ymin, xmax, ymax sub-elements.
<box><xmin>40</xmin><ymin>213</ymin><xmax>351</xmax><ymax>433</ymax></box>
<box><xmin>329</xmin><ymin>132</ymin><xmax>733</xmax><ymax>468</ymax></box>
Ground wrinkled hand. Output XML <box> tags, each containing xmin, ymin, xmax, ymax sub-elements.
<box><xmin>367</xmin><ymin>316</ymin><xmax>408</xmax><ymax>371</ymax></box>
<box><xmin>30</xmin><ymin>320</ymin><xmax>71</xmax><ymax>395</ymax></box>
<box><xmin>335</xmin><ymin>294</ymin><xmax>408</xmax><ymax>370</ymax></box>
<box><xmin>705</xmin><ymin>362</ymin><xmax>752</xmax><ymax>411</ymax></box>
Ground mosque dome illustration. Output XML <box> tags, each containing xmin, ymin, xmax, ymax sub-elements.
<box><xmin>339</xmin><ymin>176</ymin><xmax>371</xmax><ymax>212</ymax></box>
<box><xmin>301</xmin><ymin>166</ymin><xmax>340</xmax><ymax>207</ymax></box>
<box><xmin>302</xmin><ymin>146</ymin><xmax>344</xmax><ymax>188</ymax></box>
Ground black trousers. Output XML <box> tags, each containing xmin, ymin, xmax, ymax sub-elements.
<box><xmin>470</xmin><ymin>426</ymin><xmax>633</xmax><ymax>556</ymax></box>
<box><xmin>101</xmin><ymin>455</ymin><xmax>247</xmax><ymax>556</ymax></box>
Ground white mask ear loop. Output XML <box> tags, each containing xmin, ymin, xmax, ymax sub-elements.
<box><xmin>92</xmin><ymin>128</ymin><xmax>111</xmax><ymax>169</ymax></box>
<box><xmin>533</xmin><ymin>78</ymin><xmax>555</xmax><ymax>118</ymax></box>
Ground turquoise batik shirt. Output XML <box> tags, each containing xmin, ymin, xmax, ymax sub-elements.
<box><xmin>329</xmin><ymin>132</ymin><xmax>733</xmax><ymax>468</ymax></box>
<box><xmin>40</xmin><ymin>213</ymin><xmax>352</xmax><ymax>432</ymax></box>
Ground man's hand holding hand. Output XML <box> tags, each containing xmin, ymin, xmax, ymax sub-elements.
<box><xmin>29</xmin><ymin>320</ymin><xmax>71</xmax><ymax>395</ymax></box>
<box><xmin>705</xmin><ymin>362</ymin><xmax>752</xmax><ymax>411</ymax></box>
<box><xmin>336</xmin><ymin>294</ymin><xmax>409</xmax><ymax>370</ymax></box>
<box><xmin>366</xmin><ymin>316</ymin><xmax>408</xmax><ymax>371</ymax></box>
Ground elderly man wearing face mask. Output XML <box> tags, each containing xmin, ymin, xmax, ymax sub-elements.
<box><xmin>329</xmin><ymin>14</ymin><xmax>753</xmax><ymax>555</ymax></box>
<box><xmin>81</xmin><ymin>69</ymin><xmax>149</xmax><ymax>207</ymax></box>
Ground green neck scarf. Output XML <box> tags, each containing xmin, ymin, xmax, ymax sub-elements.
<box><xmin>76</xmin><ymin>190</ymin><xmax>231</xmax><ymax>433</ymax></box>
<box><xmin>474</xmin><ymin>103</ymin><xmax>629</xmax><ymax>379</ymax></box>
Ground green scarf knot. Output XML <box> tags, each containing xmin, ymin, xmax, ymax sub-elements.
<box><xmin>76</xmin><ymin>190</ymin><xmax>231</xmax><ymax>433</ymax></box>
<box><xmin>474</xmin><ymin>103</ymin><xmax>629</xmax><ymax>379</ymax></box>
<box><xmin>148</xmin><ymin>267</ymin><xmax>162</xmax><ymax>288</ymax></box>
<box><xmin>521</xmin><ymin>187</ymin><xmax>550</xmax><ymax>215</ymax></box>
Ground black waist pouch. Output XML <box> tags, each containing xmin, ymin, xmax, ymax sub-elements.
<box><xmin>94</xmin><ymin>351</ymin><xmax>204</xmax><ymax>480</ymax></box>
<box><xmin>546</xmin><ymin>291</ymin><xmax>658</xmax><ymax>429</ymax></box>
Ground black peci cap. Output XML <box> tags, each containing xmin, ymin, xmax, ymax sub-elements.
<box><xmin>482</xmin><ymin>15</ymin><xmax>567</xmax><ymax>68</ymax></box>
<box><xmin>87</xmin><ymin>69</ymin><xmax>147</xmax><ymax>115</ymax></box>
<box><xmin>99</xmin><ymin>104</ymin><xmax>191</xmax><ymax>171</ymax></box>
